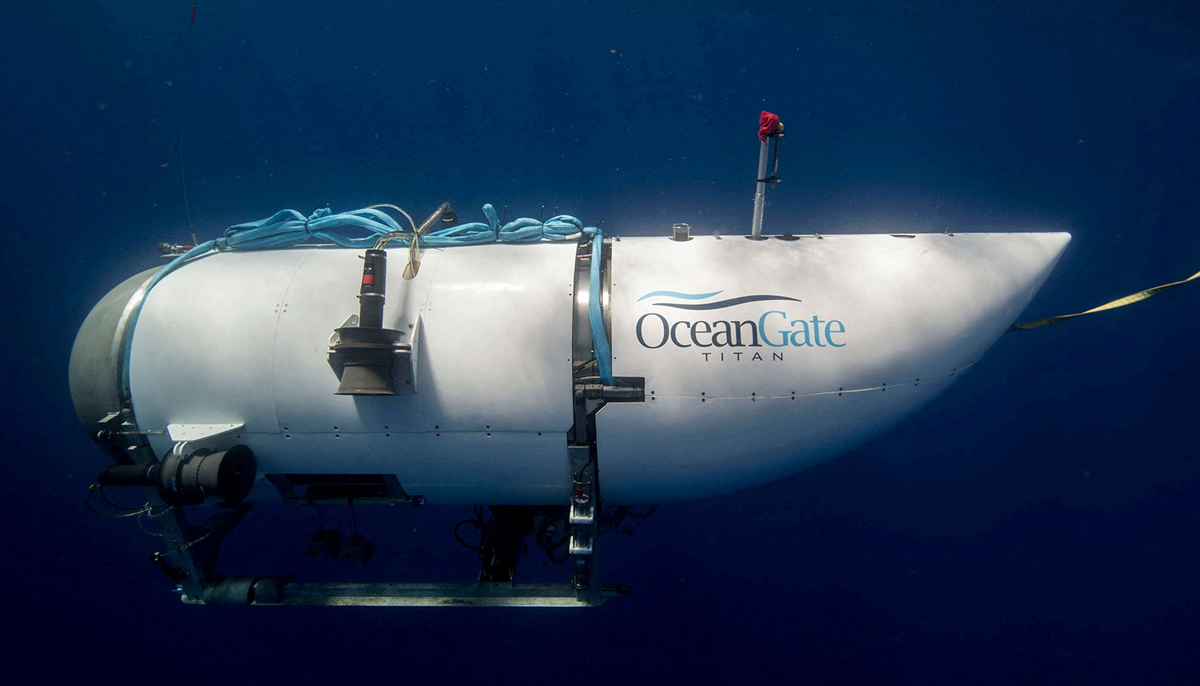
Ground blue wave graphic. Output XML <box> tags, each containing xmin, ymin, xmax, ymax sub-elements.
<box><xmin>636</xmin><ymin>289</ymin><xmax>723</xmax><ymax>302</ymax></box>
<box><xmin>654</xmin><ymin>294</ymin><xmax>802</xmax><ymax>310</ymax></box>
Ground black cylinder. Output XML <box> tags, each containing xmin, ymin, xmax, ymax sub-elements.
<box><xmin>98</xmin><ymin>463</ymin><xmax>160</xmax><ymax>487</ymax></box>
<box><xmin>330</xmin><ymin>247</ymin><xmax>403</xmax><ymax>395</ymax></box>
<box><xmin>358</xmin><ymin>249</ymin><xmax>388</xmax><ymax>329</ymax></box>
<box><xmin>157</xmin><ymin>445</ymin><xmax>257</xmax><ymax>506</ymax></box>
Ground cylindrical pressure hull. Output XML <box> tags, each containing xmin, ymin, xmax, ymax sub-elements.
<box><xmin>70</xmin><ymin>232</ymin><xmax>1070</xmax><ymax>504</ymax></box>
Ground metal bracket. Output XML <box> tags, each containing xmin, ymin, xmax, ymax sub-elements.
<box><xmin>166</xmin><ymin>423</ymin><xmax>243</xmax><ymax>442</ymax></box>
<box><xmin>563</xmin><ymin>235</ymin><xmax>647</xmax><ymax>601</ymax></box>
<box><xmin>93</xmin><ymin>403</ymin><xmax>216</xmax><ymax>599</ymax></box>
<box><xmin>568</xmin><ymin>445</ymin><xmax>595</xmax><ymax>523</ymax></box>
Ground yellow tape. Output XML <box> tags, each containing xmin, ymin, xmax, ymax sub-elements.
<box><xmin>1010</xmin><ymin>267</ymin><xmax>1200</xmax><ymax>331</ymax></box>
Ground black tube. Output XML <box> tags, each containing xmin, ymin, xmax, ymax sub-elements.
<box><xmin>98</xmin><ymin>463</ymin><xmax>160</xmax><ymax>487</ymax></box>
<box><xmin>331</xmin><ymin>247</ymin><xmax>404</xmax><ymax>395</ymax></box>
<box><xmin>98</xmin><ymin>446</ymin><xmax>256</xmax><ymax>505</ymax></box>
<box><xmin>358</xmin><ymin>249</ymin><xmax>388</xmax><ymax>329</ymax></box>
<box><xmin>161</xmin><ymin>445</ymin><xmax>257</xmax><ymax>505</ymax></box>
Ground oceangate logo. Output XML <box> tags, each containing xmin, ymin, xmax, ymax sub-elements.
<box><xmin>634</xmin><ymin>290</ymin><xmax>846</xmax><ymax>362</ymax></box>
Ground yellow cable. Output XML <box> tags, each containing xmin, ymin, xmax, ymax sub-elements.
<box><xmin>1010</xmin><ymin>267</ymin><xmax>1200</xmax><ymax>331</ymax></box>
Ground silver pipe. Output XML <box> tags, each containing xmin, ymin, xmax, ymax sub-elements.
<box><xmin>750</xmin><ymin>139</ymin><xmax>770</xmax><ymax>240</ymax></box>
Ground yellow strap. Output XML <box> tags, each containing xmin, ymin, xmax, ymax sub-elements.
<box><xmin>1010</xmin><ymin>267</ymin><xmax>1200</xmax><ymax>331</ymax></box>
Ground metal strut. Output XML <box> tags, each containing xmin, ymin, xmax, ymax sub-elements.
<box><xmin>568</xmin><ymin>238</ymin><xmax>605</xmax><ymax>601</ymax></box>
<box><xmin>93</xmin><ymin>413</ymin><xmax>253</xmax><ymax>602</ymax></box>
<box><xmin>568</xmin><ymin>235</ymin><xmax>645</xmax><ymax>602</ymax></box>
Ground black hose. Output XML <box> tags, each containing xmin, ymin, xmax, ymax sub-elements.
<box><xmin>535</xmin><ymin>511</ymin><xmax>571</xmax><ymax>564</ymax></box>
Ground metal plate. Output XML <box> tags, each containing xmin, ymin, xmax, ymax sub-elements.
<box><xmin>167</xmin><ymin>423</ymin><xmax>243</xmax><ymax>442</ymax></box>
<box><xmin>417</xmin><ymin>243</ymin><xmax>576</xmax><ymax>432</ymax></box>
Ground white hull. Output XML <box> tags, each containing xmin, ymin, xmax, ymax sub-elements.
<box><xmin>80</xmin><ymin>231</ymin><xmax>1069</xmax><ymax>504</ymax></box>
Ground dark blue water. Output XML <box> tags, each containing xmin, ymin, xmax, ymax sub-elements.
<box><xmin>4</xmin><ymin>1</ymin><xmax>1198</xmax><ymax>682</ymax></box>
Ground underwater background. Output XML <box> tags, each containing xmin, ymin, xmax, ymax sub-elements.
<box><xmin>3</xmin><ymin>0</ymin><xmax>1198</xmax><ymax>682</ymax></box>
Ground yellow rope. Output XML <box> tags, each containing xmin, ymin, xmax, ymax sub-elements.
<box><xmin>1010</xmin><ymin>267</ymin><xmax>1200</xmax><ymax>331</ymax></box>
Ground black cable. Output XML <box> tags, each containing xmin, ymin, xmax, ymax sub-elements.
<box><xmin>453</xmin><ymin>506</ymin><xmax>493</xmax><ymax>552</ymax></box>
<box><xmin>535</xmin><ymin>511</ymin><xmax>570</xmax><ymax>564</ymax></box>
<box><xmin>597</xmin><ymin>504</ymin><xmax>660</xmax><ymax>537</ymax></box>
<box><xmin>625</xmin><ymin>504</ymin><xmax>660</xmax><ymax>519</ymax></box>
<box><xmin>769</xmin><ymin>135</ymin><xmax>782</xmax><ymax>182</ymax></box>
<box><xmin>574</xmin><ymin>454</ymin><xmax>596</xmax><ymax>483</ymax></box>
<box><xmin>178</xmin><ymin>3</ymin><xmax>198</xmax><ymax>246</ymax></box>
<box><xmin>621</xmin><ymin>504</ymin><xmax>659</xmax><ymax>535</ymax></box>
<box><xmin>84</xmin><ymin>484</ymin><xmax>109</xmax><ymax>517</ymax></box>
<box><xmin>453</xmin><ymin>519</ymin><xmax>488</xmax><ymax>552</ymax></box>
<box><xmin>97</xmin><ymin>483</ymin><xmax>147</xmax><ymax>511</ymax></box>
<box><xmin>85</xmin><ymin>484</ymin><xmax>148</xmax><ymax>518</ymax></box>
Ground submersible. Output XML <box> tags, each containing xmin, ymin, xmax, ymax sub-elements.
<box><xmin>68</xmin><ymin>113</ymin><xmax>1069</xmax><ymax>606</ymax></box>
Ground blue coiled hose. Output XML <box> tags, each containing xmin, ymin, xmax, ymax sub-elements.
<box><xmin>118</xmin><ymin>203</ymin><xmax>613</xmax><ymax>397</ymax></box>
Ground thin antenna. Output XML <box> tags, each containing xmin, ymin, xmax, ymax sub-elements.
<box><xmin>178</xmin><ymin>3</ymin><xmax>198</xmax><ymax>247</ymax></box>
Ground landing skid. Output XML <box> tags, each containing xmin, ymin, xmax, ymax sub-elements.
<box><xmin>196</xmin><ymin>580</ymin><xmax>630</xmax><ymax>607</ymax></box>
<box><xmin>148</xmin><ymin>500</ymin><xmax>626</xmax><ymax>607</ymax></box>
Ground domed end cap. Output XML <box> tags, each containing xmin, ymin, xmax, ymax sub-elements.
<box><xmin>211</xmin><ymin>445</ymin><xmax>258</xmax><ymax>504</ymax></box>
<box><xmin>159</xmin><ymin>444</ymin><xmax>258</xmax><ymax>506</ymax></box>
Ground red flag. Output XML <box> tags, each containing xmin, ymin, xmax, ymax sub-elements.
<box><xmin>758</xmin><ymin>111</ymin><xmax>781</xmax><ymax>141</ymax></box>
